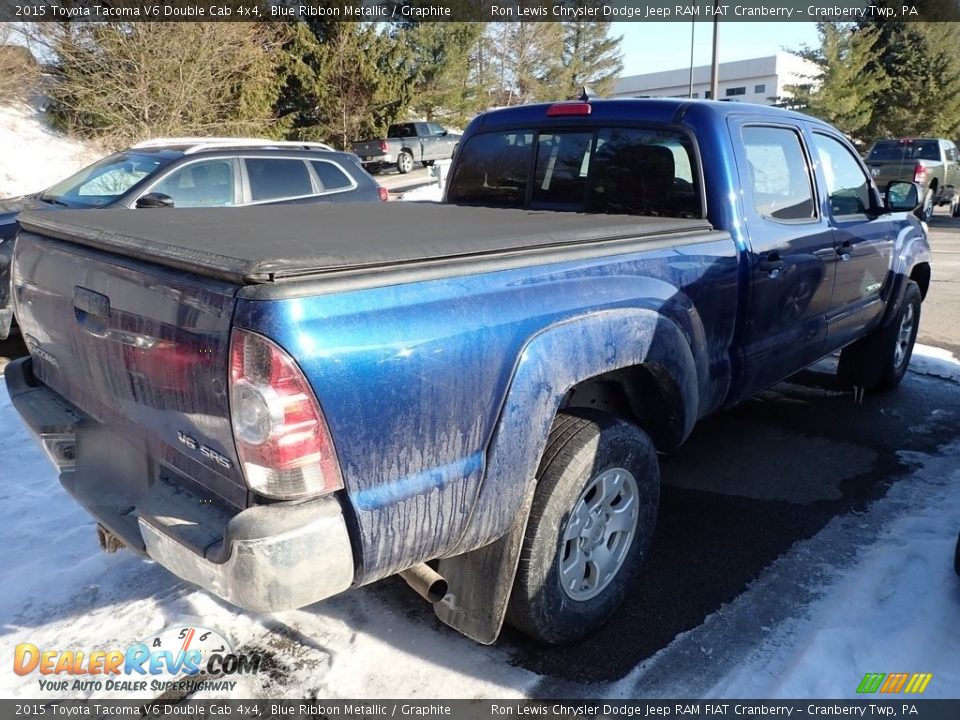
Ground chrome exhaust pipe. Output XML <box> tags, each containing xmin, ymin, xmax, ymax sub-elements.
<box><xmin>399</xmin><ymin>563</ymin><xmax>448</xmax><ymax>603</ymax></box>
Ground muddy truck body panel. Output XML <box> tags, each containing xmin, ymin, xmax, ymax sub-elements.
<box><xmin>6</xmin><ymin>99</ymin><xmax>932</xmax><ymax>642</ymax></box>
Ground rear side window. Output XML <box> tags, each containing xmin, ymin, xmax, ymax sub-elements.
<box><xmin>311</xmin><ymin>161</ymin><xmax>353</xmax><ymax>191</ymax></box>
<box><xmin>447</xmin><ymin>127</ymin><xmax>701</xmax><ymax>218</ymax></box>
<box><xmin>245</xmin><ymin>158</ymin><xmax>313</xmax><ymax>202</ymax></box>
<box><xmin>742</xmin><ymin>126</ymin><xmax>816</xmax><ymax>221</ymax></box>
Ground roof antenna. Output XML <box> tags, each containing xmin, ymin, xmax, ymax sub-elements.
<box><xmin>579</xmin><ymin>85</ymin><xmax>596</xmax><ymax>101</ymax></box>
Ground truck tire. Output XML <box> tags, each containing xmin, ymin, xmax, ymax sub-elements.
<box><xmin>837</xmin><ymin>280</ymin><xmax>922</xmax><ymax>391</ymax></box>
<box><xmin>366</xmin><ymin>163</ymin><xmax>383</xmax><ymax>175</ymax></box>
<box><xmin>397</xmin><ymin>152</ymin><xmax>414</xmax><ymax>174</ymax></box>
<box><xmin>506</xmin><ymin>410</ymin><xmax>659</xmax><ymax>644</ymax></box>
<box><xmin>951</xmin><ymin>195</ymin><xmax>960</xmax><ymax>218</ymax></box>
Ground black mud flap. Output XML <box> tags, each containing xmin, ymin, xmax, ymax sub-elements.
<box><xmin>434</xmin><ymin>482</ymin><xmax>536</xmax><ymax>645</ymax></box>
<box><xmin>61</xmin><ymin>424</ymin><xmax>151</xmax><ymax>554</ymax></box>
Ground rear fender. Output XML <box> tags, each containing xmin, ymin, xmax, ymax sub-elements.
<box><xmin>435</xmin><ymin>309</ymin><xmax>697</xmax><ymax>641</ymax></box>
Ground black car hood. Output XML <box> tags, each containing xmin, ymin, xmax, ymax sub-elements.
<box><xmin>0</xmin><ymin>195</ymin><xmax>65</xmax><ymax>234</ymax></box>
<box><xmin>0</xmin><ymin>195</ymin><xmax>52</xmax><ymax>214</ymax></box>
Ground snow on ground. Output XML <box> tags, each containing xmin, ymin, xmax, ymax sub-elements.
<box><xmin>1</xmin><ymin>351</ymin><xmax>958</xmax><ymax>700</ymax></box>
<box><xmin>0</xmin><ymin>382</ymin><xmax>538</xmax><ymax>700</ymax></box>
<box><xmin>399</xmin><ymin>183</ymin><xmax>444</xmax><ymax>203</ymax></box>
<box><xmin>606</xmin><ymin>347</ymin><xmax>960</xmax><ymax>700</ymax></box>
<box><xmin>0</xmin><ymin>101</ymin><xmax>101</xmax><ymax>198</ymax></box>
<box><xmin>910</xmin><ymin>344</ymin><xmax>960</xmax><ymax>384</ymax></box>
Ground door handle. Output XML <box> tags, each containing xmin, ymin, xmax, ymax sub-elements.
<box><xmin>837</xmin><ymin>240</ymin><xmax>852</xmax><ymax>262</ymax></box>
<box><xmin>74</xmin><ymin>287</ymin><xmax>110</xmax><ymax>336</ymax></box>
<box><xmin>758</xmin><ymin>253</ymin><xmax>785</xmax><ymax>278</ymax></box>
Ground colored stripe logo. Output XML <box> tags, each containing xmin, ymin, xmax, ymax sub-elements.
<box><xmin>857</xmin><ymin>673</ymin><xmax>933</xmax><ymax>694</ymax></box>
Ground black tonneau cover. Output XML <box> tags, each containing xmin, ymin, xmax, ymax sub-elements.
<box><xmin>18</xmin><ymin>204</ymin><xmax>713</xmax><ymax>285</ymax></box>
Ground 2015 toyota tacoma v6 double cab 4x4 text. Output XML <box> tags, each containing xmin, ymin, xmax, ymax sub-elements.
<box><xmin>6</xmin><ymin>99</ymin><xmax>931</xmax><ymax>645</ymax></box>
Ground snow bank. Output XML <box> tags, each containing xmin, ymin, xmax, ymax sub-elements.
<box><xmin>0</xmin><ymin>102</ymin><xmax>101</xmax><ymax>198</ymax></box>
<box><xmin>911</xmin><ymin>344</ymin><xmax>960</xmax><ymax>384</ymax></box>
<box><xmin>613</xmin><ymin>435</ymin><xmax>960</xmax><ymax>699</ymax></box>
<box><xmin>399</xmin><ymin>183</ymin><xmax>443</xmax><ymax>203</ymax></box>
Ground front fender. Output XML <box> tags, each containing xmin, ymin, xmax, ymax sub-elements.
<box><xmin>881</xmin><ymin>215</ymin><xmax>932</xmax><ymax>326</ymax></box>
<box><xmin>447</xmin><ymin>308</ymin><xmax>698</xmax><ymax>556</ymax></box>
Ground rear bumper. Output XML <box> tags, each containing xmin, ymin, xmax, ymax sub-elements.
<box><xmin>139</xmin><ymin>494</ymin><xmax>355</xmax><ymax>612</ymax></box>
<box><xmin>359</xmin><ymin>153</ymin><xmax>395</xmax><ymax>165</ymax></box>
<box><xmin>4</xmin><ymin>357</ymin><xmax>356</xmax><ymax>612</ymax></box>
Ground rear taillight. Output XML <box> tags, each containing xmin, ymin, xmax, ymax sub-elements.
<box><xmin>914</xmin><ymin>163</ymin><xmax>927</xmax><ymax>183</ymax></box>
<box><xmin>379</xmin><ymin>140</ymin><xmax>389</xmax><ymax>153</ymax></box>
<box><xmin>378</xmin><ymin>187</ymin><xmax>389</xmax><ymax>202</ymax></box>
<box><xmin>229</xmin><ymin>328</ymin><xmax>342</xmax><ymax>500</ymax></box>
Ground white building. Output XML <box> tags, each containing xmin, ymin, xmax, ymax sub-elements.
<box><xmin>613</xmin><ymin>53</ymin><xmax>818</xmax><ymax>106</ymax></box>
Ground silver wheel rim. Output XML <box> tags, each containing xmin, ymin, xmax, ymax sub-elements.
<box><xmin>399</xmin><ymin>154</ymin><xmax>412</xmax><ymax>172</ymax></box>
<box><xmin>559</xmin><ymin>467</ymin><xmax>639</xmax><ymax>601</ymax></box>
<box><xmin>894</xmin><ymin>302</ymin><xmax>915</xmax><ymax>369</ymax></box>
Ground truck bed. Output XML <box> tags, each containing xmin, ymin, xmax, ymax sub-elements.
<box><xmin>17</xmin><ymin>204</ymin><xmax>713</xmax><ymax>285</ymax></box>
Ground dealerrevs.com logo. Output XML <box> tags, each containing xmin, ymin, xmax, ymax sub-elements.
<box><xmin>14</xmin><ymin>625</ymin><xmax>262</xmax><ymax>693</ymax></box>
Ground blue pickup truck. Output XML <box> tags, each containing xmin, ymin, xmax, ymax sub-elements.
<box><xmin>5</xmin><ymin>99</ymin><xmax>932</xmax><ymax>645</ymax></box>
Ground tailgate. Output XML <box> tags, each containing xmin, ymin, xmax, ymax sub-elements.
<box><xmin>865</xmin><ymin>159</ymin><xmax>910</xmax><ymax>184</ymax></box>
<box><xmin>12</xmin><ymin>231</ymin><xmax>246</xmax><ymax>508</ymax></box>
<box><xmin>352</xmin><ymin>140</ymin><xmax>382</xmax><ymax>156</ymax></box>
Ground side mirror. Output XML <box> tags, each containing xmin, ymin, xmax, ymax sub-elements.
<box><xmin>136</xmin><ymin>192</ymin><xmax>174</xmax><ymax>209</ymax></box>
<box><xmin>441</xmin><ymin>129</ymin><xmax>448</xmax><ymax>136</ymax></box>
<box><xmin>884</xmin><ymin>181</ymin><xmax>920</xmax><ymax>213</ymax></box>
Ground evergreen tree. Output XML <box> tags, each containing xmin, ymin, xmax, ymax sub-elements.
<box><xmin>860</xmin><ymin>21</ymin><xmax>960</xmax><ymax>140</ymax></box>
<box><xmin>276</xmin><ymin>22</ymin><xmax>413</xmax><ymax>148</ymax></box>
<box><xmin>32</xmin><ymin>22</ymin><xmax>288</xmax><ymax>144</ymax></box>
<box><xmin>484</xmin><ymin>22</ymin><xmax>564</xmax><ymax>106</ymax></box>
<box><xmin>781</xmin><ymin>22</ymin><xmax>889</xmax><ymax>143</ymax></box>
<box><xmin>402</xmin><ymin>23</ymin><xmax>485</xmax><ymax>127</ymax></box>
<box><xmin>554</xmin><ymin>20</ymin><xmax>623</xmax><ymax>99</ymax></box>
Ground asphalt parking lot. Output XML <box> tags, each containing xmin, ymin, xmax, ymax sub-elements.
<box><xmin>0</xmin><ymin>207</ymin><xmax>958</xmax><ymax>688</ymax></box>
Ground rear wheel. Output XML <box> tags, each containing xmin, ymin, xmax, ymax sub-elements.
<box><xmin>366</xmin><ymin>163</ymin><xmax>383</xmax><ymax>175</ymax></box>
<box><xmin>506</xmin><ymin>410</ymin><xmax>659</xmax><ymax>644</ymax></box>
<box><xmin>951</xmin><ymin>194</ymin><xmax>960</xmax><ymax>218</ymax></box>
<box><xmin>838</xmin><ymin>280</ymin><xmax>921</xmax><ymax>391</ymax></box>
<box><xmin>397</xmin><ymin>152</ymin><xmax>414</xmax><ymax>174</ymax></box>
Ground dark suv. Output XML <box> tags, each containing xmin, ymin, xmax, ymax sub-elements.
<box><xmin>0</xmin><ymin>138</ymin><xmax>387</xmax><ymax>339</ymax></box>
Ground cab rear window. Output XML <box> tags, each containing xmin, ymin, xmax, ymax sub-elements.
<box><xmin>447</xmin><ymin>127</ymin><xmax>702</xmax><ymax>218</ymax></box>
<box><xmin>868</xmin><ymin>140</ymin><xmax>940</xmax><ymax>162</ymax></box>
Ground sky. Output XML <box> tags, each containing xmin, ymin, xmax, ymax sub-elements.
<box><xmin>613</xmin><ymin>21</ymin><xmax>821</xmax><ymax>76</ymax></box>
